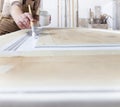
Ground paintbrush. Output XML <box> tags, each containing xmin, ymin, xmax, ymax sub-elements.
<box><xmin>28</xmin><ymin>5</ymin><xmax>36</xmax><ymax>38</ymax></box>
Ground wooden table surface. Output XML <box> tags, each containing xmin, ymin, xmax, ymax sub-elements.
<box><xmin>0</xmin><ymin>54</ymin><xmax>120</xmax><ymax>90</ymax></box>
<box><xmin>0</xmin><ymin>28</ymin><xmax>120</xmax><ymax>91</ymax></box>
<box><xmin>37</xmin><ymin>28</ymin><xmax>120</xmax><ymax>46</ymax></box>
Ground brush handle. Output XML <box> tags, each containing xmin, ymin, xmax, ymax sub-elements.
<box><xmin>28</xmin><ymin>5</ymin><xmax>32</xmax><ymax>15</ymax></box>
<box><xmin>30</xmin><ymin>21</ymin><xmax>34</xmax><ymax>28</ymax></box>
<box><xmin>28</xmin><ymin>5</ymin><xmax>36</xmax><ymax>37</ymax></box>
<box><xmin>28</xmin><ymin>5</ymin><xmax>34</xmax><ymax>27</ymax></box>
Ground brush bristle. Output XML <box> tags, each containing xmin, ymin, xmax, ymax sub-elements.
<box><xmin>32</xmin><ymin>32</ymin><xmax>36</xmax><ymax>37</ymax></box>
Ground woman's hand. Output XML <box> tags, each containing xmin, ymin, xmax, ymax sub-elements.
<box><xmin>14</xmin><ymin>12</ymin><xmax>34</xmax><ymax>29</ymax></box>
<box><xmin>11</xmin><ymin>2</ymin><xmax>34</xmax><ymax>29</ymax></box>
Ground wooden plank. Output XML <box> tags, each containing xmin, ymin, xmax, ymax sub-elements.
<box><xmin>69</xmin><ymin>0</ymin><xmax>71</xmax><ymax>27</ymax></box>
<box><xmin>0</xmin><ymin>28</ymin><xmax>120</xmax><ymax>90</ymax></box>
<box><xmin>76</xmin><ymin>0</ymin><xmax>79</xmax><ymax>27</ymax></box>
<box><xmin>65</xmin><ymin>0</ymin><xmax>67</xmax><ymax>27</ymax></box>
<box><xmin>36</xmin><ymin>28</ymin><xmax>120</xmax><ymax>46</ymax></box>
<box><xmin>72</xmin><ymin>0</ymin><xmax>75</xmax><ymax>28</ymax></box>
<box><xmin>0</xmin><ymin>54</ymin><xmax>120</xmax><ymax>89</ymax></box>
<box><xmin>57</xmin><ymin>0</ymin><xmax>60</xmax><ymax>27</ymax></box>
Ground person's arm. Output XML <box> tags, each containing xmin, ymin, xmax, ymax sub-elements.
<box><xmin>10</xmin><ymin>1</ymin><xmax>33</xmax><ymax>29</ymax></box>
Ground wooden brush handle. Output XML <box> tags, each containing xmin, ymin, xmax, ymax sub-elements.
<box><xmin>28</xmin><ymin>5</ymin><xmax>34</xmax><ymax>27</ymax></box>
<box><xmin>28</xmin><ymin>5</ymin><xmax>32</xmax><ymax>15</ymax></box>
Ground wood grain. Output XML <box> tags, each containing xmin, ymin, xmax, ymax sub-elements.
<box><xmin>36</xmin><ymin>28</ymin><xmax>120</xmax><ymax>46</ymax></box>
<box><xmin>0</xmin><ymin>55</ymin><xmax>120</xmax><ymax>88</ymax></box>
<box><xmin>0</xmin><ymin>28</ymin><xmax>120</xmax><ymax>90</ymax></box>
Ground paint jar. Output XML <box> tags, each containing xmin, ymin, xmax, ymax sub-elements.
<box><xmin>39</xmin><ymin>10</ymin><xmax>51</xmax><ymax>26</ymax></box>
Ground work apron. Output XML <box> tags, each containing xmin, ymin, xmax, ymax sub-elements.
<box><xmin>0</xmin><ymin>0</ymin><xmax>40</xmax><ymax>36</ymax></box>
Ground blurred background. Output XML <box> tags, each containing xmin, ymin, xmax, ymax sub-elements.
<box><xmin>1</xmin><ymin>0</ymin><xmax>120</xmax><ymax>30</ymax></box>
<box><xmin>42</xmin><ymin>0</ymin><xmax>120</xmax><ymax>30</ymax></box>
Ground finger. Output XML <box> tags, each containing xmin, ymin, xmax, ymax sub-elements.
<box><xmin>24</xmin><ymin>18</ymin><xmax>30</xmax><ymax>25</ymax></box>
<box><xmin>17</xmin><ymin>21</ymin><xmax>26</xmax><ymax>29</ymax></box>
<box><xmin>15</xmin><ymin>15</ymin><xmax>26</xmax><ymax>29</ymax></box>
<box><xmin>19</xmin><ymin>18</ymin><xmax>27</xmax><ymax>29</ymax></box>
<box><xmin>24</xmin><ymin>12</ymin><xmax>34</xmax><ymax>21</ymax></box>
<box><xmin>21</xmin><ymin>15</ymin><xmax>30</xmax><ymax>28</ymax></box>
<box><xmin>22</xmin><ymin>19</ymin><xmax>30</xmax><ymax>28</ymax></box>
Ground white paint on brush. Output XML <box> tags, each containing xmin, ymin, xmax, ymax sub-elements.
<box><xmin>32</xmin><ymin>32</ymin><xmax>36</xmax><ymax>38</ymax></box>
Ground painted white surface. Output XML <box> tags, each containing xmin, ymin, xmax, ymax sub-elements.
<box><xmin>1</xmin><ymin>30</ymin><xmax>120</xmax><ymax>52</ymax></box>
<box><xmin>1</xmin><ymin>93</ymin><xmax>120</xmax><ymax>101</ymax></box>
<box><xmin>42</xmin><ymin>0</ymin><xmax>113</xmax><ymax>27</ymax></box>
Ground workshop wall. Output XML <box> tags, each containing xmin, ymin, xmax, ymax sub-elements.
<box><xmin>43</xmin><ymin>0</ymin><xmax>113</xmax><ymax>27</ymax></box>
<box><xmin>78</xmin><ymin>0</ymin><xmax>113</xmax><ymax>18</ymax></box>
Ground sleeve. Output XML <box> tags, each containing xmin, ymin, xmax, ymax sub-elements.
<box><xmin>9</xmin><ymin>0</ymin><xmax>23</xmax><ymax>5</ymax></box>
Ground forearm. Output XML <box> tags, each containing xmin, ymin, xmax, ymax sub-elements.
<box><xmin>10</xmin><ymin>1</ymin><xmax>33</xmax><ymax>29</ymax></box>
<box><xmin>11</xmin><ymin>2</ymin><xmax>23</xmax><ymax>20</ymax></box>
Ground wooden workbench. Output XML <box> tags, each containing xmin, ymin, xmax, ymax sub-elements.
<box><xmin>37</xmin><ymin>28</ymin><xmax>120</xmax><ymax>46</ymax></box>
<box><xmin>0</xmin><ymin>28</ymin><xmax>120</xmax><ymax>92</ymax></box>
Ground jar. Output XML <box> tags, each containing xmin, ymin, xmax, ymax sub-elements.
<box><xmin>39</xmin><ymin>10</ymin><xmax>51</xmax><ymax>26</ymax></box>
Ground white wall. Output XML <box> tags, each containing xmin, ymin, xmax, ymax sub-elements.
<box><xmin>43</xmin><ymin>0</ymin><xmax>113</xmax><ymax>27</ymax></box>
